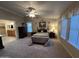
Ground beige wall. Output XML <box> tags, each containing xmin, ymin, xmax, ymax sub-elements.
<box><xmin>58</xmin><ymin>2</ymin><xmax>79</xmax><ymax>57</ymax></box>
<box><xmin>25</xmin><ymin>17</ymin><xmax>59</xmax><ymax>35</ymax></box>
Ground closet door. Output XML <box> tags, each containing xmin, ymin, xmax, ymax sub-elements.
<box><xmin>0</xmin><ymin>23</ymin><xmax>6</xmax><ymax>35</ymax></box>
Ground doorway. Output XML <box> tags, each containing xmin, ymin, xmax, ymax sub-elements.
<box><xmin>0</xmin><ymin>20</ymin><xmax>16</xmax><ymax>45</ymax></box>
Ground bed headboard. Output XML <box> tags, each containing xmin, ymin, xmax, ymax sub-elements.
<box><xmin>38</xmin><ymin>29</ymin><xmax>47</xmax><ymax>33</ymax></box>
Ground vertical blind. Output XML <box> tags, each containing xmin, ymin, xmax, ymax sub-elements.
<box><xmin>68</xmin><ymin>15</ymin><xmax>79</xmax><ymax>49</ymax></box>
<box><xmin>60</xmin><ymin>17</ymin><xmax>67</xmax><ymax>40</ymax></box>
<box><xmin>61</xmin><ymin>15</ymin><xmax>79</xmax><ymax>49</ymax></box>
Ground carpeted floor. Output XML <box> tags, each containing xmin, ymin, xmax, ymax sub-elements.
<box><xmin>0</xmin><ymin>37</ymin><xmax>71</xmax><ymax>58</ymax></box>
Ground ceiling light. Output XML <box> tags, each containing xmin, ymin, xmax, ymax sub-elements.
<box><xmin>25</xmin><ymin>7</ymin><xmax>38</xmax><ymax>18</ymax></box>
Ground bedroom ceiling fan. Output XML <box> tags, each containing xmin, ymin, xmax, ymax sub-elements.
<box><xmin>25</xmin><ymin>7</ymin><xmax>39</xmax><ymax>18</ymax></box>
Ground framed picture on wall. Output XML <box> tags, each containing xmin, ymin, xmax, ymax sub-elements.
<box><xmin>39</xmin><ymin>22</ymin><xmax>46</xmax><ymax>28</ymax></box>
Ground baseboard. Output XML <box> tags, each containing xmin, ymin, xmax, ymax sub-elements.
<box><xmin>59</xmin><ymin>39</ymin><xmax>73</xmax><ymax>58</ymax></box>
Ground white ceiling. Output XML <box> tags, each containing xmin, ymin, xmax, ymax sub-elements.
<box><xmin>0</xmin><ymin>1</ymin><xmax>74</xmax><ymax>19</ymax></box>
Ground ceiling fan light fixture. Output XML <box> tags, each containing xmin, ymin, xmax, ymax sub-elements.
<box><xmin>29</xmin><ymin>13</ymin><xmax>35</xmax><ymax>17</ymax></box>
<box><xmin>25</xmin><ymin>7</ymin><xmax>39</xmax><ymax>18</ymax></box>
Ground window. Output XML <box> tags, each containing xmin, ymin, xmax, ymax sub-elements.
<box><xmin>60</xmin><ymin>17</ymin><xmax>67</xmax><ymax>40</ymax></box>
<box><xmin>68</xmin><ymin>15</ymin><xmax>79</xmax><ymax>49</ymax></box>
<box><xmin>27</xmin><ymin>22</ymin><xmax>32</xmax><ymax>32</ymax></box>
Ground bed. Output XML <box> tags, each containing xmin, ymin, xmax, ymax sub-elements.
<box><xmin>31</xmin><ymin>33</ymin><xmax>49</xmax><ymax>45</ymax></box>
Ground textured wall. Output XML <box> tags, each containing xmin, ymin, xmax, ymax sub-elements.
<box><xmin>25</xmin><ymin>17</ymin><xmax>58</xmax><ymax>34</ymax></box>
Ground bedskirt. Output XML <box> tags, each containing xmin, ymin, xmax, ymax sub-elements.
<box><xmin>31</xmin><ymin>36</ymin><xmax>49</xmax><ymax>45</ymax></box>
